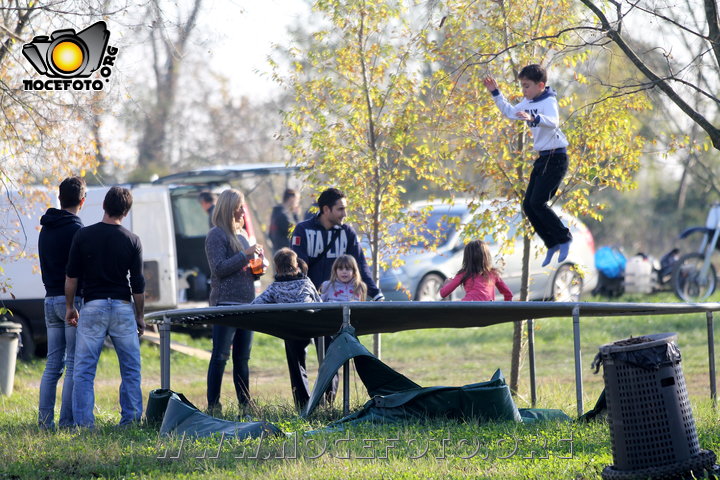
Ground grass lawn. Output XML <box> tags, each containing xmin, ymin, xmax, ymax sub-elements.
<box><xmin>1</xmin><ymin>292</ymin><xmax>719</xmax><ymax>479</ymax></box>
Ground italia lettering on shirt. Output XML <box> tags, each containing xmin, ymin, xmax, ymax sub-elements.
<box><xmin>305</xmin><ymin>228</ymin><xmax>348</xmax><ymax>258</ymax></box>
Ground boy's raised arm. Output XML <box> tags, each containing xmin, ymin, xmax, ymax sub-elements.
<box><xmin>482</xmin><ymin>76</ymin><xmax>498</xmax><ymax>93</ymax></box>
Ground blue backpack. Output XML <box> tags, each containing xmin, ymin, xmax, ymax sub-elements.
<box><xmin>595</xmin><ymin>246</ymin><xmax>626</xmax><ymax>279</ymax></box>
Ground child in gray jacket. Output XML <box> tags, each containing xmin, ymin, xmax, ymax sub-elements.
<box><xmin>251</xmin><ymin>248</ymin><xmax>321</xmax><ymax>409</ymax></box>
<box><xmin>252</xmin><ymin>248</ymin><xmax>320</xmax><ymax>305</ymax></box>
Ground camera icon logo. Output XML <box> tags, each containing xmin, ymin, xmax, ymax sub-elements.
<box><xmin>22</xmin><ymin>21</ymin><xmax>109</xmax><ymax>78</ymax></box>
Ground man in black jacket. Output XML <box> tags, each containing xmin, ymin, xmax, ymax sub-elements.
<box><xmin>268</xmin><ymin>188</ymin><xmax>300</xmax><ymax>254</ymax></box>
<box><xmin>291</xmin><ymin>188</ymin><xmax>382</xmax><ymax>299</ymax></box>
<box><xmin>286</xmin><ymin>187</ymin><xmax>384</xmax><ymax>410</ymax></box>
<box><xmin>65</xmin><ymin>186</ymin><xmax>146</xmax><ymax>428</ymax></box>
<box><xmin>38</xmin><ymin>176</ymin><xmax>86</xmax><ymax>429</ymax></box>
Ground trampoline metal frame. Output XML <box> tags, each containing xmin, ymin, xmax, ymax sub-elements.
<box><xmin>145</xmin><ymin>301</ymin><xmax>720</xmax><ymax>417</ymax></box>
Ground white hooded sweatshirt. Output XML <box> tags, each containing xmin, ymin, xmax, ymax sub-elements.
<box><xmin>490</xmin><ymin>86</ymin><xmax>569</xmax><ymax>153</ymax></box>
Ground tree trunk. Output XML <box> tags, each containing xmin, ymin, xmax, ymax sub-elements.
<box><xmin>510</xmin><ymin>231</ymin><xmax>532</xmax><ymax>395</ymax></box>
<box><xmin>509</xmin><ymin>140</ymin><xmax>531</xmax><ymax>394</ymax></box>
<box><xmin>136</xmin><ymin>0</ymin><xmax>203</xmax><ymax>170</ymax></box>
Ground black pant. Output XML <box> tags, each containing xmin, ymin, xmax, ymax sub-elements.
<box><xmin>522</xmin><ymin>152</ymin><xmax>572</xmax><ymax>249</ymax></box>
<box><xmin>284</xmin><ymin>335</ymin><xmax>338</xmax><ymax>410</ymax></box>
<box><xmin>207</xmin><ymin>324</ymin><xmax>253</xmax><ymax>408</ymax></box>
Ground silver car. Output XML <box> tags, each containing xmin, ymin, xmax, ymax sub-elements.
<box><xmin>378</xmin><ymin>199</ymin><xmax>597</xmax><ymax>301</ymax></box>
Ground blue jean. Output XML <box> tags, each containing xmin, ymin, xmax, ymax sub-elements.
<box><xmin>207</xmin><ymin>324</ymin><xmax>253</xmax><ymax>408</ymax></box>
<box><xmin>38</xmin><ymin>296</ymin><xmax>81</xmax><ymax>429</ymax></box>
<box><xmin>73</xmin><ymin>299</ymin><xmax>143</xmax><ymax>428</ymax></box>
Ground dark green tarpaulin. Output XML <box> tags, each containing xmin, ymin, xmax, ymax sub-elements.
<box><xmin>329</xmin><ymin>370</ymin><xmax>524</xmax><ymax>427</ymax></box>
<box><xmin>304</xmin><ymin>325</ymin><xmax>570</xmax><ymax>424</ymax></box>
<box><xmin>304</xmin><ymin>325</ymin><xmax>420</xmax><ymax>416</ymax></box>
<box><xmin>159</xmin><ymin>393</ymin><xmax>284</xmax><ymax>438</ymax></box>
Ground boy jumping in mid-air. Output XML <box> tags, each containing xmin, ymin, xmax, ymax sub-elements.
<box><xmin>483</xmin><ymin>64</ymin><xmax>572</xmax><ymax>267</ymax></box>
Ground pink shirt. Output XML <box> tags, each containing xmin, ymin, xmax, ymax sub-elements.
<box><xmin>439</xmin><ymin>271</ymin><xmax>513</xmax><ymax>301</ymax></box>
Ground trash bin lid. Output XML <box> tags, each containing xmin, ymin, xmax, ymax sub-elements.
<box><xmin>0</xmin><ymin>321</ymin><xmax>22</xmax><ymax>334</ymax></box>
<box><xmin>599</xmin><ymin>332</ymin><xmax>676</xmax><ymax>354</ymax></box>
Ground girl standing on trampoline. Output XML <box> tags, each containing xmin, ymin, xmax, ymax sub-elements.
<box><xmin>439</xmin><ymin>240</ymin><xmax>513</xmax><ymax>302</ymax></box>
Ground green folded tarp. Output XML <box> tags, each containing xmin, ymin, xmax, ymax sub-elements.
<box><xmin>159</xmin><ymin>392</ymin><xmax>284</xmax><ymax>439</ymax></box>
<box><xmin>146</xmin><ymin>388</ymin><xmax>199</xmax><ymax>426</ymax></box>
<box><xmin>329</xmin><ymin>369</ymin><xmax>523</xmax><ymax>426</ymax></box>
<box><xmin>305</xmin><ymin>324</ymin><xmax>571</xmax><ymax>425</ymax></box>
<box><xmin>304</xmin><ymin>324</ymin><xmax>420</xmax><ymax>417</ymax></box>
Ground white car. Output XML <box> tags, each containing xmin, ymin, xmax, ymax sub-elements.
<box><xmin>378</xmin><ymin>199</ymin><xmax>597</xmax><ymax>302</ymax></box>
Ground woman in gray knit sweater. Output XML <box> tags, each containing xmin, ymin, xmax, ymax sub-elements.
<box><xmin>205</xmin><ymin>189</ymin><xmax>263</xmax><ymax>412</ymax></box>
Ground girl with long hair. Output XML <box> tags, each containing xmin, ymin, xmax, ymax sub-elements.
<box><xmin>320</xmin><ymin>254</ymin><xmax>367</xmax><ymax>302</ymax></box>
<box><xmin>439</xmin><ymin>240</ymin><xmax>513</xmax><ymax>301</ymax></box>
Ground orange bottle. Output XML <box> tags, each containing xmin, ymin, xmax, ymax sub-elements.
<box><xmin>249</xmin><ymin>253</ymin><xmax>266</xmax><ymax>275</ymax></box>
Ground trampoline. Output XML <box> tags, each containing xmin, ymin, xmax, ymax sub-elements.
<box><xmin>145</xmin><ymin>301</ymin><xmax>720</xmax><ymax>416</ymax></box>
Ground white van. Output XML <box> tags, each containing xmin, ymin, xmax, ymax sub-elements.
<box><xmin>0</xmin><ymin>164</ymin><xmax>296</xmax><ymax>359</ymax></box>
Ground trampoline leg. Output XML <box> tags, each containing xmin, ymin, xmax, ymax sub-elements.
<box><xmin>343</xmin><ymin>361</ymin><xmax>350</xmax><ymax>416</ymax></box>
<box><xmin>159</xmin><ymin>317</ymin><xmax>171</xmax><ymax>390</ymax></box>
<box><xmin>342</xmin><ymin>305</ymin><xmax>351</xmax><ymax>415</ymax></box>
<box><xmin>528</xmin><ymin>319</ymin><xmax>537</xmax><ymax>407</ymax></box>
<box><xmin>572</xmin><ymin>306</ymin><xmax>583</xmax><ymax>417</ymax></box>
<box><xmin>317</xmin><ymin>337</ymin><xmax>325</xmax><ymax>365</ymax></box>
<box><xmin>708</xmin><ymin>311</ymin><xmax>717</xmax><ymax>407</ymax></box>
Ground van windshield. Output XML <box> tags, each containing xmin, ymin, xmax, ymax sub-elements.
<box><xmin>172</xmin><ymin>195</ymin><xmax>210</xmax><ymax>237</ymax></box>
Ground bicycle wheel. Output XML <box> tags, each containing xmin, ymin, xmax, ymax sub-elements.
<box><xmin>672</xmin><ymin>252</ymin><xmax>717</xmax><ymax>302</ymax></box>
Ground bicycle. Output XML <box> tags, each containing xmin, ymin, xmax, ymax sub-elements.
<box><xmin>672</xmin><ymin>203</ymin><xmax>720</xmax><ymax>302</ymax></box>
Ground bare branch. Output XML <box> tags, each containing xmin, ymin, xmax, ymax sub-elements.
<box><xmin>626</xmin><ymin>0</ymin><xmax>714</xmax><ymax>42</ymax></box>
<box><xmin>580</xmin><ymin>0</ymin><xmax>720</xmax><ymax>150</ymax></box>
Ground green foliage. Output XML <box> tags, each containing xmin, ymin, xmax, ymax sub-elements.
<box><xmin>278</xmin><ymin>0</ymin><xmax>440</xmax><ymax>276</ymax></box>
<box><xmin>278</xmin><ymin>0</ymin><xmax>650</xmax><ymax>280</ymax></box>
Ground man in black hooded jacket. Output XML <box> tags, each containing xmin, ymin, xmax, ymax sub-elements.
<box><xmin>37</xmin><ymin>176</ymin><xmax>86</xmax><ymax>429</ymax></box>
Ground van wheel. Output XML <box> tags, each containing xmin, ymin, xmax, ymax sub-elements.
<box><xmin>16</xmin><ymin>316</ymin><xmax>35</xmax><ymax>362</ymax></box>
<box><xmin>553</xmin><ymin>264</ymin><xmax>583</xmax><ymax>302</ymax></box>
<box><xmin>415</xmin><ymin>274</ymin><xmax>445</xmax><ymax>301</ymax></box>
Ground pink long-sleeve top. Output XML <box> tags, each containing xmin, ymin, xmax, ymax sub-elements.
<box><xmin>439</xmin><ymin>271</ymin><xmax>513</xmax><ymax>301</ymax></box>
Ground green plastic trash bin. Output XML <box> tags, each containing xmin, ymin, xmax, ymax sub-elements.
<box><xmin>0</xmin><ymin>321</ymin><xmax>22</xmax><ymax>396</ymax></box>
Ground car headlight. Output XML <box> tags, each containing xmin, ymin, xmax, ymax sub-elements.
<box><xmin>380</xmin><ymin>266</ymin><xmax>405</xmax><ymax>286</ymax></box>
<box><xmin>388</xmin><ymin>266</ymin><xmax>405</xmax><ymax>275</ymax></box>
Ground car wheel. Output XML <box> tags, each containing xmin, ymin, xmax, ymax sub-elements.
<box><xmin>553</xmin><ymin>264</ymin><xmax>583</xmax><ymax>302</ymax></box>
<box><xmin>415</xmin><ymin>273</ymin><xmax>446</xmax><ymax>301</ymax></box>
